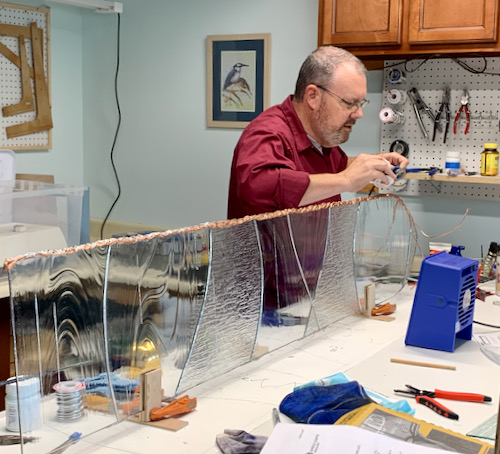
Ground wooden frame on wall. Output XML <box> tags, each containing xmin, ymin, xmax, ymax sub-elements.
<box><xmin>206</xmin><ymin>33</ymin><xmax>271</xmax><ymax>129</ymax></box>
<box><xmin>0</xmin><ymin>2</ymin><xmax>52</xmax><ymax>150</ymax></box>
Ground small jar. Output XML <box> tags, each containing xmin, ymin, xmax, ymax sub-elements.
<box><xmin>445</xmin><ymin>151</ymin><xmax>461</xmax><ymax>176</ymax></box>
<box><xmin>480</xmin><ymin>143</ymin><xmax>499</xmax><ymax>176</ymax></box>
<box><xmin>5</xmin><ymin>376</ymin><xmax>41</xmax><ymax>432</ymax></box>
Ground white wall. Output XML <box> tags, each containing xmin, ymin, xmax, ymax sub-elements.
<box><xmin>81</xmin><ymin>0</ymin><xmax>319</xmax><ymax>229</ymax></box>
<box><xmin>10</xmin><ymin>0</ymin><xmax>500</xmax><ymax>258</ymax></box>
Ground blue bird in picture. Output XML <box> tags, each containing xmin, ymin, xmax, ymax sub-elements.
<box><xmin>223</xmin><ymin>62</ymin><xmax>252</xmax><ymax>107</ymax></box>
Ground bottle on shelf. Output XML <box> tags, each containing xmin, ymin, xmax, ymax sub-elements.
<box><xmin>480</xmin><ymin>241</ymin><xmax>498</xmax><ymax>282</ymax></box>
<box><xmin>480</xmin><ymin>143</ymin><xmax>499</xmax><ymax>176</ymax></box>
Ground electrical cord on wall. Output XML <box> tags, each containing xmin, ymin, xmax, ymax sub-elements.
<box><xmin>373</xmin><ymin>53</ymin><xmax>500</xmax><ymax>77</ymax></box>
<box><xmin>100</xmin><ymin>13</ymin><xmax>122</xmax><ymax>240</ymax></box>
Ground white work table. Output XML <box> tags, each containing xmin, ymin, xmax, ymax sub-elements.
<box><xmin>1</xmin><ymin>284</ymin><xmax>499</xmax><ymax>453</ymax></box>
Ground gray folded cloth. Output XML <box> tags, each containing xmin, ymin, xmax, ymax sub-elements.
<box><xmin>216</xmin><ymin>429</ymin><xmax>268</xmax><ymax>454</ymax></box>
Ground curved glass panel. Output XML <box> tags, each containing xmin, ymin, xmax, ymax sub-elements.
<box><xmin>354</xmin><ymin>195</ymin><xmax>416</xmax><ymax>304</ymax></box>
<box><xmin>4</xmin><ymin>195</ymin><xmax>415</xmax><ymax>450</ymax></box>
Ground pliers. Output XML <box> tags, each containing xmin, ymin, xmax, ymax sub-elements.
<box><xmin>454</xmin><ymin>89</ymin><xmax>470</xmax><ymax>134</ymax></box>
<box><xmin>432</xmin><ymin>87</ymin><xmax>450</xmax><ymax>143</ymax></box>
<box><xmin>407</xmin><ymin>87</ymin><xmax>440</xmax><ymax>139</ymax></box>
<box><xmin>0</xmin><ymin>434</ymin><xmax>37</xmax><ymax>445</ymax></box>
<box><xmin>394</xmin><ymin>384</ymin><xmax>492</xmax><ymax>420</ymax></box>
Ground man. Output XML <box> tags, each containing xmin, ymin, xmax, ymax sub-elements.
<box><xmin>227</xmin><ymin>46</ymin><xmax>408</xmax><ymax>314</ymax></box>
<box><xmin>227</xmin><ymin>46</ymin><xmax>408</xmax><ymax>219</ymax></box>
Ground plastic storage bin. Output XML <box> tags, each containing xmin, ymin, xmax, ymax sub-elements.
<box><xmin>0</xmin><ymin>180</ymin><xmax>87</xmax><ymax>263</ymax></box>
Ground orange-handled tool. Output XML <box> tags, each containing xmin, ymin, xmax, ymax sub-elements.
<box><xmin>433</xmin><ymin>389</ymin><xmax>492</xmax><ymax>402</ymax></box>
<box><xmin>150</xmin><ymin>395</ymin><xmax>197</xmax><ymax>421</ymax></box>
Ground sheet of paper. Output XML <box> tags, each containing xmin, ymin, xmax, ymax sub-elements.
<box><xmin>474</xmin><ymin>331</ymin><xmax>500</xmax><ymax>347</ymax></box>
<box><xmin>260</xmin><ymin>423</ymin><xmax>457</xmax><ymax>454</ymax></box>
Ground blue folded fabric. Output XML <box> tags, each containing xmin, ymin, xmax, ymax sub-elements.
<box><xmin>81</xmin><ymin>373</ymin><xmax>138</xmax><ymax>397</ymax></box>
<box><xmin>279</xmin><ymin>381</ymin><xmax>373</xmax><ymax>424</ymax></box>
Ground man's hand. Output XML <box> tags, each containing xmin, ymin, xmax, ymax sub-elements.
<box><xmin>299</xmin><ymin>152</ymin><xmax>409</xmax><ymax>207</ymax></box>
<box><xmin>379</xmin><ymin>152</ymin><xmax>409</xmax><ymax>169</ymax></box>
<box><xmin>343</xmin><ymin>152</ymin><xmax>408</xmax><ymax>192</ymax></box>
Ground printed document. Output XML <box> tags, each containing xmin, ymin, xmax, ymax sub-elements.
<box><xmin>260</xmin><ymin>423</ymin><xmax>457</xmax><ymax>454</ymax></box>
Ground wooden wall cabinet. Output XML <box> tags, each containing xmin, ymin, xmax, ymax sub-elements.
<box><xmin>318</xmin><ymin>0</ymin><xmax>500</xmax><ymax>60</ymax></box>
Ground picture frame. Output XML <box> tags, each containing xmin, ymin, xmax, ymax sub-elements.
<box><xmin>206</xmin><ymin>33</ymin><xmax>271</xmax><ymax>128</ymax></box>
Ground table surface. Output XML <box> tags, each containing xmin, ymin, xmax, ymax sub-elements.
<box><xmin>1</xmin><ymin>284</ymin><xmax>499</xmax><ymax>453</ymax></box>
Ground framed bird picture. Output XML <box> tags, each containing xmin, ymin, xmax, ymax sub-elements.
<box><xmin>206</xmin><ymin>33</ymin><xmax>271</xmax><ymax>128</ymax></box>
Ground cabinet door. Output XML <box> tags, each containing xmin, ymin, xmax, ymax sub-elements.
<box><xmin>319</xmin><ymin>0</ymin><xmax>402</xmax><ymax>46</ymax></box>
<box><xmin>408</xmin><ymin>0</ymin><xmax>499</xmax><ymax>44</ymax></box>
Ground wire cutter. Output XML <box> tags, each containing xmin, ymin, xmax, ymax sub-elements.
<box><xmin>454</xmin><ymin>89</ymin><xmax>470</xmax><ymax>134</ymax></box>
<box><xmin>394</xmin><ymin>385</ymin><xmax>492</xmax><ymax>420</ymax></box>
<box><xmin>407</xmin><ymin>87</ymin><xmax>441</xmax><ymax>139</ymax></box>
<box><xmin>432</xmin><ymin>87</ymin><xmax>450</xmax><ymax>143</ymax></box>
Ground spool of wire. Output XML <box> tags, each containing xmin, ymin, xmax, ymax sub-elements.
<box><xmin>379</xmin><ymin>107</ymin><xmax>405</xmax><ymax>125</ymax></box>
<box><xmin>387</xmin><ymin>89</ymin><xmax>407</xmax><ymax>105</ymax></box>
<box><xmin>53</xmin><ymin>381</ymin><xmax>86</xmax><ymax>422</ymax></box>
<box><xmin>387</xmin><ymin>68</ymin><xmax>406</xmax><ymax>84</ymax></box>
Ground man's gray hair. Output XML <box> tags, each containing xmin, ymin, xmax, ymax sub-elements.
<box><xmin>294</xmin><ymin>46</ymin><xmax>367</xmax><ymax>102</ymax></box>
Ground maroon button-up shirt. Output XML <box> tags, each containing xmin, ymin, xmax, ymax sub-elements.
<box><xmin>227</xmin><ymin>95</ymin><xmax>348</xmax><ymax>219</ymax></box>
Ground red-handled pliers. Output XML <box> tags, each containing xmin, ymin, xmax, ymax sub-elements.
<box><xmin>454</xmin><ymin>89</ymin><xmax>470</xmax><ymax>134</ymax></box>
<box><xmin>394</xmin><ymin>384</ymin><xmax>492</xmax><ymax>420</ymax></box>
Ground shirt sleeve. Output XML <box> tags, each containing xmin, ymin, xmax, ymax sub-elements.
<box><xmin>233</xmin><ymin>129</ymin><xmax>310</xmax><ymax>215</ymax></box>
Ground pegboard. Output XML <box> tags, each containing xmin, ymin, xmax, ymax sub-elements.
<box><xmin>379</xmin><ymin>56</ymin><xmax>500</xmax><ymax>201</ymax></box>
<box><xmin>0</xmin><ymin>2</ymin><xmax>51</xmax><ymax>150</ymax></box>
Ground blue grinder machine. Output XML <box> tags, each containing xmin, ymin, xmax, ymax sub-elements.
<box><xmin>405</xmin><ymin>250</ymin><xmax>479</xmax><ymax>352</ymax></box>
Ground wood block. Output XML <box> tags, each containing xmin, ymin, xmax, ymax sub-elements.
<box><xmin>139</xmin><ymin>368</ymin><xmax>162</xmax><ymax>422</ymax></box>
<box><xmin>130</xmin><ymin>415</ymin><xmax>189</xmax><ymax>432</ymax></box>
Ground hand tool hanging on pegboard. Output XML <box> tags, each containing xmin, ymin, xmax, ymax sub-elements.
<box><xmin>454</xmin><ymin>89</ymin><xmax>471</xmax><ymax>135</ymax></box>
<box><xmin>432</xmin><ymin>87</ymin><xmax>451</xmax><ymax>143</ymax></box>
<box><xmin>407</xmin><ymin>87</ymin><xmax>441</xmax><ymax>139</ymax></box>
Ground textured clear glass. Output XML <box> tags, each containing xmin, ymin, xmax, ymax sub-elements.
<box><xmin>354</xmin><ymin>196</ymin><xmax>416</xmax><ymax>303</ymax></box>
<box><xmin>4</xmin><ymin>195</ymin><xmax>415</xmax><ymax>450</ymax></box>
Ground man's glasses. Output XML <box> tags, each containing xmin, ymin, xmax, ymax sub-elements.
<box><xmin>315</xmin><ymin>85</ymin><xmax>369</xmax><ymax>111</ymax></box>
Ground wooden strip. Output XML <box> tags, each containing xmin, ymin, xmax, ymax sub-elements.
<box><xmin>390</xmin><ymin>358</ymin><xmax>456</xmax><ymax>370</ymax></box>
<box><xmin>6</xmin><ymin>23</ymin><xmax>53</xmax><ymax>138</ymax></box>
<box><xmin>2</xmin><ymin>35</ymin><xmax>35</xmax><ymax>116</ymax></box>
<box><xmin>0</xmin><ymin>41</ymin><xmax>35</xmax><ymax>79</ymax></box>
<box><xmin>0</xmin><ymin>23</ymin><xmax>30</xmax><ymax>38</ymax></box>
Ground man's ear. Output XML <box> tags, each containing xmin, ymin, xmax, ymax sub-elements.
<box><xmin>304</xmin><ymin>84</ymin><xmax>322</xmax><ymax>110</ymax></box>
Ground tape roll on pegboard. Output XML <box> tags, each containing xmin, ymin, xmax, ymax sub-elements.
<box><xmin>387</xmin><ymin>68</ymin><xmax>406</xmax><ymax>84</ymax></box>
<box><xmin>389</xmin><ymin>139</ymin><xmax>410</xmax><ymax>157</ymax></box>
<box><xmin>387</xmin><ymin>89</ymin><xmax>407</xmax><ymax>105</ymax></box>
<box><xmin>379</xmin><ymin>107</ymin><xmax>405</xmax><ymax>125</ymax></box>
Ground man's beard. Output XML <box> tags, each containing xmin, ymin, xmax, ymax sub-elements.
<box><xmin>314</xmin><ymin>101</ymin><xmax>352</xmax><ymax>147</ymax></box>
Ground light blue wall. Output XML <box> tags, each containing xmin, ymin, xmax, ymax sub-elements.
<box><xmin>12</xmin><ymin>0</ymin><xmax>500</xmax><ymax>258</ymax></box>
<box><xmin>80</xmin><ymin>0</ymin><xmax>319</xmax><ymax>229</ymax></box>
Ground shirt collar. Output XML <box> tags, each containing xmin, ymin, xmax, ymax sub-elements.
<box><xmin>280</xmin><ymin>95</ymin><xmax>318</xmax><ymax>154</ymax></box>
